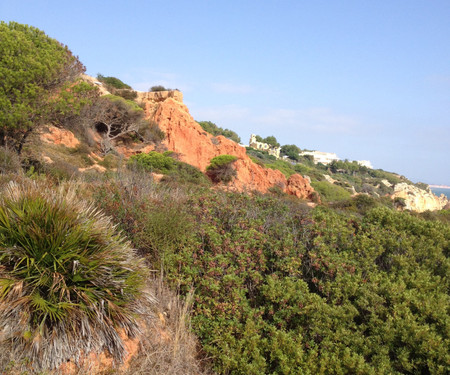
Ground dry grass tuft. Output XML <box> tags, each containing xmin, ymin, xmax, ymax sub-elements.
<box><xmin>122</xmin><ymin>277</ymin><xmax>213</xmax><ymax>375</ymax></box>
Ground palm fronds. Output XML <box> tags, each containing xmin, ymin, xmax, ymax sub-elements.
<box><xmin>0</xmin><ymin>181</ymin><xmax>150</xmax><ymax>371</ymax></box>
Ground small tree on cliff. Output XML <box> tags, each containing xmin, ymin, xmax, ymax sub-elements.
<box><xmin>206</xmin><ymin>155</ymin><xmax>238</xmax><ymax>183</ymax></box>
<box><xmin>0</xmin><ymin>22</ymin><xmax>85</xmax><ymax>153</ymax></box>
<box><xmin>81</xmin><ymin>95</ymin><xmax>164</xmax><ymax>154</ymax></box>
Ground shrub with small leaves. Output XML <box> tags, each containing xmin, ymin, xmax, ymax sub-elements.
<box><xmin>0</xmin><ymin>181</ymin><xmax>148</xmax><ymax>371</ymax></box>
<box><xmin>128</xmin><ymin>151</ymin><xmax>176</xmax><ymax>174</ymax></box>
<box><xmin>150</xmin><ymin>85</ymin><xmax>169</xmax><ymax>92</ymax></box>
<box><xmin>206</xmin><ymin>155</ymin><xmax>238</xmax><ymax>183</ymax></box>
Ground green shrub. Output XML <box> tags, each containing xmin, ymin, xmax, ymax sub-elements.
<box><xmin>128</xmin><ymin>151</ymin><xmax>175</xmax><ymax>174</ymax></box>
<box><xmin>97</xmin><ymin>74</ymin><xmax>132</xmax><ymax>90</ymax></box>
<box><xmin>150</xmin><ymin>85</ymin><xmax>169</xmax><ymax>92</ymax></box>
<box><xmin>164</xmin><ymin>161</ymin><xmax>211</xmax><ymax>186</ymax></box>
<box><xmin>311</xmin><ymin>180</ymin><xmax>352</xmax><ymax>202</ymax></box>
<box><xmin>206</xmin><ymin>155</ymin><xmax>238</xmax><ymax>183</ymax></box>
<box><xmin>280</xmin><ymin>144</ymin><xmax>301</xmax><ymax>161</ymax></box>
<box><xmin>246</xmin><ymin>147</ymin><xmax>277</xmax><ymax>164</ymax></box>
<box><xmin>0</xmin><ymin>182</ymin><xmax>148</xmax><ymax>371</ymax></box>
<box><xmin>266</xmin><ymin>160</ymin><xmax>296</xmax><ymax>178</ymax></box>
<box><xmin>93</xmin><ymin>175</ymin><xmax>196</xmax><ymax>273</ymax></box>
<box><xmin>127</xmin><ymin>151</ymin><xmax>210</xmax><ymax>186</ymax></box>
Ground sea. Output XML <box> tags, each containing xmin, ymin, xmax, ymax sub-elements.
<box><xmin>430</xmin><ymin>187</ymin><xmax>450</xmax><ymax>199</ymax></box>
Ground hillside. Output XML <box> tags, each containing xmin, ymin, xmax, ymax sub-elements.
<box><xmin>0</xmin><ymin>22</ymin><xmax>449</xmax><ymax>375</ymax></box>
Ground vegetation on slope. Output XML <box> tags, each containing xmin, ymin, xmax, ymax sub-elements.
<box><xmin>0</xmin><ymin>22</ymin><xmax>449</xmax><ymax>375</ymax></box>
<box><xmin>0</xmin><ymin>21</ymin><xmax>85</xmax><ymax>153</ymax></box>
<box><xmin>96</xmin><ymin>74</ymin><xmax>138</xmax><ymax>100</ymax></box>
<box><xmin>198</xmin><ymin>121</ymin><xmax>241</xmax><ymax>143</ymax></box>
<box><xmin>93</xmin><ymin>170</ymin><xmax>450</xmax><ymax>375</ymax></box>
<box><xmin>246</xmin><ymin>146</ymin><xmax>415</xmax><ymax>202</ymax></box>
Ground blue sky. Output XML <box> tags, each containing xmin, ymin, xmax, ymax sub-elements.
<box><xmin>2</xmin><ymin>0</ymin><xmax>449</xmax><ymax>185</ymax></box>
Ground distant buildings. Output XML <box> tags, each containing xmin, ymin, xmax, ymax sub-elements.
<box><xmin>356</xmin><ymin>160</ymin><xmax>373</xmax><ymax>169</ymax></box>
<box><xmin>299</xmin><ymin>151</ymin><xmax>339</xmax><ymax>165</ymax></box>
<box><xmin>249</xmin><ymin>134</ymin><xmax>281</xmax><ymax>158</ymax></box>
<box><xmin>248</xmin><ymin>134</ymin><xmax>373</xmax><ymax>168</ymax></box>
<box><xmin>299</xmin><ymin>151</ymin><xmax>373</xmax><ymax>169</ymax></box>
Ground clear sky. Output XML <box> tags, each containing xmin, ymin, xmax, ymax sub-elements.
<box><xmin>2</xmin><ymin>0</ymin><xmax>449</xmax><ymax>185</ymax></box>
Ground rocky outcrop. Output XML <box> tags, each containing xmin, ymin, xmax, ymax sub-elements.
<box><xmin>40</xmin><ymin>125</ymin><xmax>80</xmax><ymax>148</ymax></box>
<box><xmin>144</xmin><ymin>94</ymin><xmax>317</xmax><ymax>199</ymax></box>
<box><xmin>392</xmin><ymin>183</ymin><xmax>448</xmax><ymax>212</ymax></box>
<box><xmin>137</xmin><ymin>90</ymin><xmax>184</xmax><ymax>119</ymax></box>
<box><xmin>286</xmin><ymin>174</ymin><xmax>318</xmax><ymax>201</ymax></box>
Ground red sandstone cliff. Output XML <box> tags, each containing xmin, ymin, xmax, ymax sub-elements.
<box><xmin>141</xmin><ymin>92</ymin><xmax>317</xmax><ymax>201</ymax></box>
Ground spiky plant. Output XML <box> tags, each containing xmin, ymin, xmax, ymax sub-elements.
<box><xmin>0</xmin><ymin>181</ymin><xmax>149</xmax><ymax>371</ymax></box>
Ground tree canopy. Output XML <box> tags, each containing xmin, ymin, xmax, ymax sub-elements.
<box><xmin>254</xmin><ymin>134</ymin><xmax>280</xmax><ymax>148</ymax></box>
<box><xmin>0</xmin><ymin>22</ymin><xmax>84</xmax><ymax>152</ymax></box>
<box><xmin>281</xmin><ymin>144</ymin><xmax>301</xmax><ymax>161</ymax></box>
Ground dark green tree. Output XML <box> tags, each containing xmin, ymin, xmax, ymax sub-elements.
<box><xmin>0</xmin><ymin>22</ymin><xmax>85</xmax><ymax>152</ymax></box>
<box><xmin>263</xmin><ymin>135</ymin><xmax>280</xmax><ymax>148</ymax></box>
<box><xmin>254</xmin><ymin>134</ymin><xmax>280</xmax><ymax>148</ymax></box>
<box><xmin>280</xmin><ymin>144</ymin><xmax>301</xmax><ymax>161</ymax></box>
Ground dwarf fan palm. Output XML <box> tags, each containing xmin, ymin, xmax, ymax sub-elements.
<box><xmin>0</xmin><ymin>181</ymin><xmax>149</xmax><ymax>371</ymax></box>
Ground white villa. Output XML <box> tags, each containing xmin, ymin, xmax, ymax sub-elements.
<box><xmin>299</xmin><ymin>150</ymin><xmax>373</xmax><ymax>169</ymax></box>
<box><xmin>356</xmin><ymin>160</ymin><xmax>373</xmax><ymax>169</ymax></box>
<box><xmin>300</xmin><ymin>151</ymin><xmax>340</xmax><ymax>165</ymax></box>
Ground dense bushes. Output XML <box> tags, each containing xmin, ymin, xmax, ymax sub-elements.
<box><xmin>162</xmin><ymin>192</ymin><xmax>450</xmax><ymax>374</ymax></box>
<box><xmin>96</xmin><ymin>74</ymin><xmax>138</xmax><ymax>100</ymax></box>
<box><xmin>129</xmin><ymin>151</ymin><xmax>176</xmax><ymax>173</ymax></box>
<box><xmin>0</xmin><ymin>163</ymin><xmax>448</xmax><ymax>374</ymax></box>
<box><xmin>0</xmin><ymin>181</ymin><xmax>148</xmax><ymax>371</ymax></box>
<box><xmin>129</xmin><ymin>151</ymin><xmax>210</xmax><ymax>185</ymax></box>
<box><xmin>311</xmin><ymin>180</ymin><xmax>352</xmax><ymax>202</ymax></box>
<box><xmin>97</xmin><ymin>74</ymin><xmax>132</xmax><ymax>90</ymax></box>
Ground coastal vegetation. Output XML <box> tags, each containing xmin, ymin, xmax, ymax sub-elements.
<box><xmin>198</xmin><ymin>120</ymin><xmax>242</xmax><ymax>143</ymax></box>
<box><xmin>0</xmin><ymin>22</ymin><xmax>449</xmax><ymax>374</ymax></box>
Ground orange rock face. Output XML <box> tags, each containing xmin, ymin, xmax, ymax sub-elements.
<box><xmin>144</xmin><ymin>94</ymin><xmax>317</xmax><ymax>200</ymax></box>
<box><xmin>40</xmin><ymin>125</ymin><xmax>80</xmax><ymax>148</ymax></box>
<box><xmin>286</xmin><ymin>174</ymin><xmax>318</xmax><ymax>201</ymax></box>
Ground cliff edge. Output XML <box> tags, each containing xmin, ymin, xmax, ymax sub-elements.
<box><xmin>141</xmin><ymin>92</ymin><xmax>317</xmax><ymax>200</ymax></box>
<box><xmin>392</xmin><ymin>183</ymin><xmax>448</xmax><ymax>212</ymax></box>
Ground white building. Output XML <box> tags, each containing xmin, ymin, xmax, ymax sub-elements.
<box><xmin>300</xmin><ymin>151</ymin><xmax>340</xmax><ymax>165</ymax></box>
<box><xmin>356</xmin><ymin>160</ymin><xmax>373</xmax><ymax>169</ymax></box>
